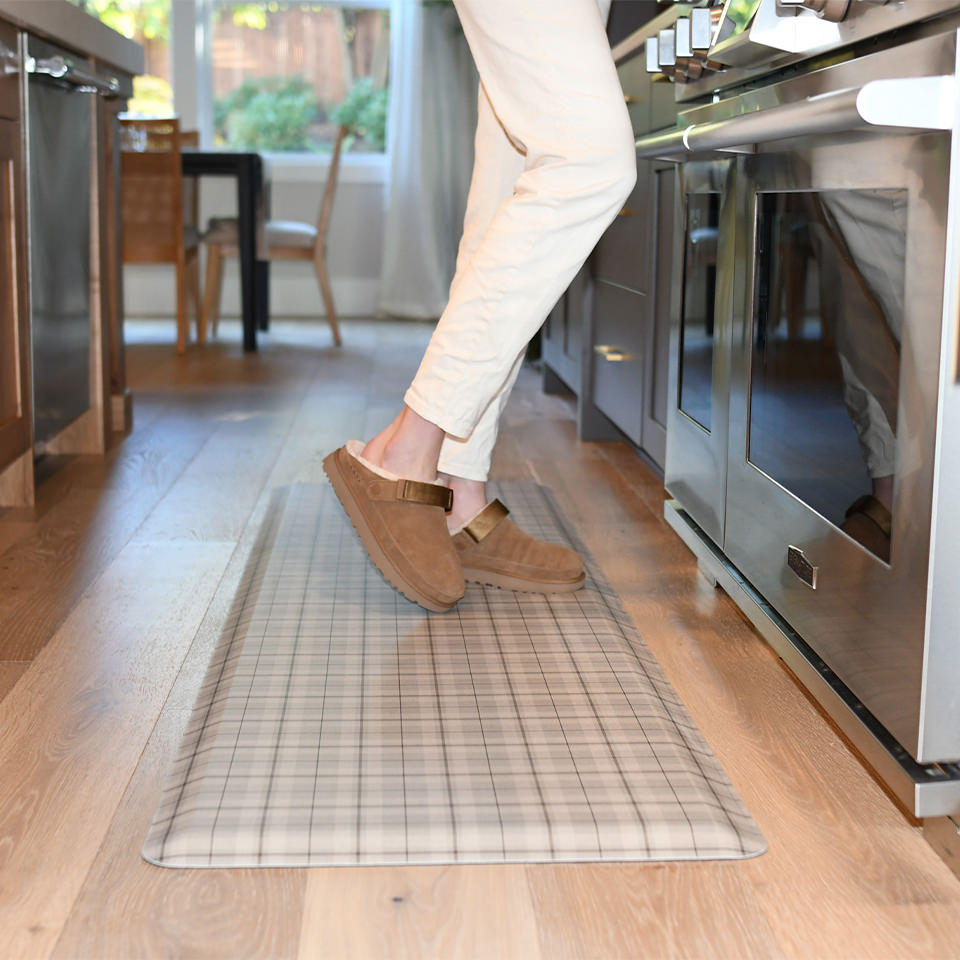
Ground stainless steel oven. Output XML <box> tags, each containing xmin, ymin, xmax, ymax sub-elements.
<box><xmin>728</xmin><ymin>125</ymin><xmax>950</xmax><ymax>760</ymax></box>
<box><xmin>637</xmin><ymin>1</ymin><xmax>960</xmax><ymax>815</ymax></box>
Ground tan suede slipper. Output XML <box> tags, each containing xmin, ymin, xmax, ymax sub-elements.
<box><xmin>452</xmin><ymin>499</ymin><xmax>585</xmax><ymax>594</ymax></box>
<box><xmin>841</xmin><ymin>494</ymin><xmax>892</xmax><ymax>562</ymax></box>
<box><xmin>323</xmin><ymin>443</ymin><xmax>465</xmax><ymax>612</ymax></box>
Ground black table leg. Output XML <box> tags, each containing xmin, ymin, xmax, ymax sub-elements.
<box><xmin>237</xmin><ymin>155</ymin><xmax>259</xmax><ymax>352</ymax></box>
<box><xmin>257</xmin><ymin>261</ymin><xmax>269</xmax><ymax>332</ymax></box>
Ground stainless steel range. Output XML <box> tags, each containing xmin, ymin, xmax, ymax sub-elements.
<box><xmin>636</xmin><ymin>0</ymin><xmax>960</xmax><ymax>817</ymax></box>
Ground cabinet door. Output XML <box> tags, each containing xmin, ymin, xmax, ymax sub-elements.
<box><xmin>542</xmin><ymin>266</ymin><xmax>588</xmax><ymax>395</ymax></box>
<box><xmin>640</xmin><ymin>164</ymin><xmax>677</xmax><ymax>469</ymax></box>
<box><xmin>591</xmin><ymin>279</ymin><xmax>646</xmax><ymax>445</ymax></box>
<box><xmin>0</xmin><ymin>118</ymin><xmax>31</xmax><ymax>472</ymax></box>
<box><xmin>592</xmin><ymin>164</ymin><xmax>651</xmax><ymax>295</ymax></box>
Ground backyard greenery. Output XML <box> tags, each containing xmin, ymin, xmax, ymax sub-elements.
<box><xmin>331</xmin><ymin>78</ymin><xmax>389</xmax><ymax>153</ymax></box>
<box><xmin>72</xmin><ymin>0</ymin><xmax>390</xmax><ymax>153</ymax></box>
<box><xmin>214</xmin><ymin>77</ymin><xmax>318</xmax><ymax>152</ymax></box>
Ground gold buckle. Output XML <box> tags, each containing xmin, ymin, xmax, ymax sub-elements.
<box><xmin>463</xmin><ymin>499</ymin><xmax>510</xmax><ymax>543</ymax></box>
<box><xmin>398</xmin><ymin>479</ymin><xmax>454</xmax><ymax>511</ymax></box>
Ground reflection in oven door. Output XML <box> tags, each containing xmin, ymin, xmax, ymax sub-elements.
<box><xmin>724</xmin><ymin>132</ymin><xmax>951</xmax><ymax>762</ymax></box>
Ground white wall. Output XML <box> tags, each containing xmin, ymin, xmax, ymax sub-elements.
<box><xmin>124</xmin><ymin>166</ymin><xmax>386</xmax><ymax>319</ymax></box>
<box><xmin>123</xmin><ymin>0</ymin><xmax>387</xmax><ymax>320</ymax></box>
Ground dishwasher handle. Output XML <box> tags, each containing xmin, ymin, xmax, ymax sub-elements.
<box><xmin>636</xmin><ymin>76</ymin><xmax>955</xmax><ymax>160</ymax></box>
<box><xmin>26</xmin><ymin>55</ymin><xmax>119</xmax><ymax>97</ymax></box>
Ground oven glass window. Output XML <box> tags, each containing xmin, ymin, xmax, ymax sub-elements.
<box><xmin>679</xmin><ymin>193</ymin><xmax>720</xmax><ymax>431</ymax></box>
<box><xmin>748</xmin><ymin>190</ymin><xmax>906</xmax><ymax>562</ymax></box>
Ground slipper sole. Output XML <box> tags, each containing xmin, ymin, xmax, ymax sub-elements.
<box><xmin>461</xmin><ymin>567</ymin><xmax>586</xmax><ymax>594</ymax></box>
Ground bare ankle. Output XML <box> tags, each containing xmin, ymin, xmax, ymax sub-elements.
<box><xmin>443</xmin><ymin>475</ymin><xmax>488</xmax><ymax>532</ymax></box>
<box><xmin>362</xmin><ymin>410</ymin><xmax>404</xmax><ymax>468</ymax></box>
<box><xmin>368</xmin><ymin>406</ymin><xmax>444</xmax><ymax>483</ymax></box>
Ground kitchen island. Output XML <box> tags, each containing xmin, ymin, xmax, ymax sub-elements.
<box><xmin>0</xmin><ymin>0</ymin><xmax>142</xmax><ymax>507</ymax></box>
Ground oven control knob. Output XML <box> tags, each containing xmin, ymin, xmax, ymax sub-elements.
<box><xmin>645</xmin><ymin>36</ymin><xmax>660</xmax><ymax>74</ymax></box>
<box><xmin>658</xmin><ymin>27</ymin><xmax>676</xmax><ymax>68</ymax></box>
<box><xmin>690</xmin><ymin>6</ymin><xmax>722</xmax><ymax>50</ymax></box>
<box><xmin>778</xmin><ymin>0</ymin><xmax>851</xmax><ymax>22</ymax></box>
<box><xmin>675</xmin><ymin>18</ymin><xmax>693</xmax><ymax>59</ymax></box>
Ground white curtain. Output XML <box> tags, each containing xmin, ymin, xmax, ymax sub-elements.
<box><xmin>378</xmin><ymin>1</ymin><xmax>479</xmax><ymax>319</ymax></box>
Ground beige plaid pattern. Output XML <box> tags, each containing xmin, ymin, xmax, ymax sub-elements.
<box><xmin>143</xmin><ymin>483</ymin><xmax>765</xmax><ymax>867</ymax></box>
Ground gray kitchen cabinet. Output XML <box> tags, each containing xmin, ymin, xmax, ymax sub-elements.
<box><xmin>585</xmin><ymin>24</ymin><xmax>678</xmax><ymax>469</ymax></box>
<box><xmin>589</xmin><ymin>155</ymin><xmax>676</xmax><ymax>466</ymax></box>
<box><xmin>542</xmin><ymin>265</ymin><xmax>588</xmax><ymax>395</ymax></box>
<box><xmin>591</xmin><ymin>280</ymin><xmax>646</xmax><ymax>445</ymax></box>
<box><xmin>540</xmin><ymin>6</ymin><xmax>677</xmax><ymax>470</ymax></box>
<box><xmin>592</xmin><ymin>164</ymin><xmax>652</xmax><ymax>295</ymax></box>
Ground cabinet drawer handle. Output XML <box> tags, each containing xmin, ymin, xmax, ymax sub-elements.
<box><xmin>787</xmin><ymin>546</ymin><xmax>819</xmax><ymax>590</ymax></box>
<box><xmin>624</xmin><ymin>94</ymin><xmax>642</xmax><ymax>104</ymax></box>
<box><xmin>617</xmin><ymin>207</ymin><xmax>640</xmax><ymax>218</ymax></box>
<box><xmin>594</xmin><ymin>344</ymin><xmax>634</xmax><ymax>362</ymax></box>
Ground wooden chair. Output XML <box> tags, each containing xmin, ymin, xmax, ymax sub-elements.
<box><xmin>201</xmin><ymin>125</ymin><xmax>347</xmax><ymax>347</ymax></box>
<box><xmin>119</xmin><ymin>117</ymin><xmax>201</xmax><ymax>354</ymax></box>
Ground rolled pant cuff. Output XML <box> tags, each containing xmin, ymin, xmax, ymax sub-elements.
<box><xmin>436</xmin><ymin>456</ymin><xmax>489</xmax><ymax>483</ymax></box>
<box><xmin>403</xmin><ymin>386</ymin><xmax>477</xmax><ymax>440</ymax></box>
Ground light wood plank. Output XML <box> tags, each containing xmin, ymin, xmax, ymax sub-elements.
<box><xmin>298</xmin><ymin>866</ymin><xmax>543</xmax><ymax>960</ymax></box>
<box><xmin>0</xmin><ymin>407</ymin><xmax>221</xmax><ymax>660</ymax></box>
<box><xmin>0</xmin><ymin>539</ymin><xmax>234</xmax><ymax>960</ymax></box>
<box><xmin>526</xmin><ymin>861</ymin><xmax>783</xmax><ymax>960</ymax></box>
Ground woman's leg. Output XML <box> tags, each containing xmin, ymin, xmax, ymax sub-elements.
<box><xmin>336</xmin><ymin>0</ymin><xmax>633</xmax><ymax>607</ymax></box>
<box><xmin>437</xmin><ymin>83</ymin><xmax>527</xmax><ymax>525</ymax></box>
<box><xmin>367</xmin><ymin>0</ymin><xmax>634</xmax><ymax>481</ymax></box>
<box><xmin>404</xmin><ymin>0</ymin><xmax>635</xmax><ymax>440</ymax></box>
<box><xmin>362</xmin><ymin>81</ymin><xmax>525</xmax><ymax>505</ymax></box>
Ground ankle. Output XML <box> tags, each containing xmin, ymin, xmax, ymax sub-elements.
<box><xmin>361</xmin><ymin>412</ymin><xmax>403</xmax><ymax>469</ymax></box>
<box><xmin>443</xmin><ymin>475</ymin><xmax>488</xmax><ymax>532</ymax></box>
<box><xmin>369</xmin><ymin>407</ymin><xmax>443</xmax><ymax>483</ymax></box>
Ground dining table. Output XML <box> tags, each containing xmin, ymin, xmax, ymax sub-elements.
<box><xmin>181</xmin><ymin>149</ymin><xmax>269</xmax><ymax>352</ymax></box>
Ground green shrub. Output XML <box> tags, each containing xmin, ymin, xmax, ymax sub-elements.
<box><xmin>215</xmin><ymin>77</ymin><xmax>317</xmax><ymax>152</ymax></box>
<box><xmin>332</xmin><ymin>77</ymin><xmax>388</xmax><ymax>153</ymax></box>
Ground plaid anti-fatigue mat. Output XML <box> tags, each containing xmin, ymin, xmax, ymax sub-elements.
<box><xmin>143</xmin><ymin>482</ymin><xmax>766</xmax><ymax>867</ymax></box>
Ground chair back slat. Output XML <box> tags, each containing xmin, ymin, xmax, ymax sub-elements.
<box><xmin>316</xmin><ymin>124</ymin><xmax>348</xmax><ymax>249</ymax></box>
<box><xmin>119</xmin><ymin>117</ymin><xmax>188</xmax><ymax>264</ymax></box>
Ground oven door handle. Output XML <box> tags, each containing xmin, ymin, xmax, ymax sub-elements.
<box><xmin>636</xmin><ymin>76</ymin><xmax>955</xmax><ymax>160</ymax></box>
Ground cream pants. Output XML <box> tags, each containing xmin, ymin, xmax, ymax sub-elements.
<box><xmin>403</xmin><ymin>0</ymin><xmax>634</xmax><ymax>481</ymax></box>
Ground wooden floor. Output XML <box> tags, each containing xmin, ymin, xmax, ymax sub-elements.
<box><xmin>1</xmin><ymin>318</ymin><xmax>959</xmax><ymax>960</ymax></box>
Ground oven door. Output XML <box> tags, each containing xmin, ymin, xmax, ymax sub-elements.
<box><xmin>663</xmin><ymin>160</ymin><xmax>736</xmax><ymax>547</ymax></box>
<box><xmin>724</xmin><ymin>129</ymin><xmax>952</xmax><ymax>761</ymax></box>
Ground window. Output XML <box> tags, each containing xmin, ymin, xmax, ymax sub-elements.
<box><xmin>68</xmin><ymin>0</ymin><xmax>174</xmax><ymax>116</ymax></box>
<box><xmin>204</xmin><ymin>1</ymin><xmax>390</xmax><ymax>155</ymax></box>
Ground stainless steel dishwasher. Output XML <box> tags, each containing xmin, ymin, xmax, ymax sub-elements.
<box><xmin>24</xmin><ymin>35</ymin><xmax>117</xmax><ymax>448</ymax></box>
